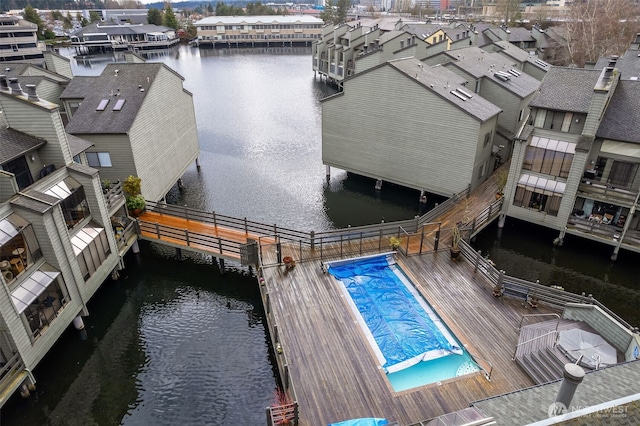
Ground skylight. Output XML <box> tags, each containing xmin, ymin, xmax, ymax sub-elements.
<box><xmin>96</xmin><ymin>99</ymin><xmax>109</xmax><ymax>111</ymax></box>
<box><xmin>113</xmin><ymin>98</ymin><xmax>125</xmax><ymax>111</ymax></box>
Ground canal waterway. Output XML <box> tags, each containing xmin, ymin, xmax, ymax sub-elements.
<box><xmin>2</xmin><ymin>45</ymin><xmax>639</xmax><ymax>425</ymax></box>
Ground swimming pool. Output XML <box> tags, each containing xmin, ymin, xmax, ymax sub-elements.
<box><xmin>327</xmin><ymin>253</ymin><xmax>479</xmax><ymax>392</ymax></box>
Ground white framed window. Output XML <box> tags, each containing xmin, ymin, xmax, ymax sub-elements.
<box><xmin>86</xmin><ymin>152</ymin><xmax>112</xmax><ymax>167</ymax></box>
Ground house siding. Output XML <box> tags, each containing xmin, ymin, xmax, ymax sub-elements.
<box><xmin>78</xmin><ymin>134</ymin><xmax>136</xmax><ymax>186</ymax></box>
<box><xmin>322</xmin><ymin>66</ymin><xmax>481</xmax><ymax>196</ymax></box>
<box><xmin>478</xmin><ymin>80</ymin><xmax>522</xmax><ymax>133</ymax></box>
<box><xmin>128</xmin><ymin>67</ymin><xmax>199</xmax><ymax>202</ymax></box>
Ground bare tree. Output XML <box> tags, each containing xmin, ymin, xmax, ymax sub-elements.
<box><xmin>493</xmin><ymin>0</ymin><xmax>521</xmax><ymax>23</ymax></box>
<box><xmin>564</xmin><ymin>0</ymin><xmax>639</xmax><ymax>67</ymax></box>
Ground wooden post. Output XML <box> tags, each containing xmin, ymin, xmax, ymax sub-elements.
<box><xmin>154</xmin><ymin>222</ymin><xmax>160</xmax><ymax>239</ymax></box>
<box><xmin>379</xmin><ymin>228</ymin><xmax>383</xmax><ymax>250</ymax></box>
<box><xmin>218</xmin><ymin>236</ymin><xmax>223</xmax><ymax>254</ymax></box>
<box><xmin>219</xmin><ymin>258</ymin><xmax>225</xmax><ymax>274</ymax></box>
<box><xmin>419</xmin><ymin>227</ymin><xmax>425</xmax><ymax>254</ymax></box>
<box><xmin>244</xmin><ymin>217</ymin><xmax>248</xmax><ymax>234</ymax></box>
<box><xmin>213</xmin><ymin>211</ymin><xmax>217</xmax><ymax>228</ymax></box>
<box><xmin>340</xmin><ymin>234</ymin><xmax>343</xmax><ymax>256</ymax></box>
<box><xmin>266</xmin><ymin>293</ymin><xmax>270</xmax><ymax>314</ymax></box>
<box><xmin>359</xmin><ymin>232</ymin><xmax>363</xmax><ymax>255</ymax></box>
<box><xmin>274</xmin><ymin>324</ymin><xmax>278</xmax><ymax>341</ymax></box>
<box><xmin>497</xmin><ymin>270</ymin><xmax>505</xmax><ymax>289</ymax></box>
<box><xmin>185</xmin><ymin>229</ymin><xmax>190</xmax><ymax>246</ymax></box>
<box><xmin>284</xmin><ymin>364</ymin><xmax>289</xmax><ymax>389</ymax></box>
<box><xmin>310</xmin><ymin>230</ymin><xmax>315</xmax><ymax>250</ymax></box>
<box><xmin>434</xmin><ymin>227</ymin><xmax>440</xmax><ymax>251</ymax></box>
<box><xmin>319</xmin><ymin>236</ymin><xmax>323</xmax><ymax>260</ymax></box>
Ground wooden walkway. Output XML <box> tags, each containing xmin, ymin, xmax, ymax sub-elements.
<box><xmin>260</xmin><ymin>245</ymin><xmax>559</xmax><ymax>425</ymax></box>
<box><xmin>137</xmin><ymin>210</ymin><xmax>276</xmax><ymax>261</ymax></box>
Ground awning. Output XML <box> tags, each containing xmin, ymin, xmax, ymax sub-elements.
<box><xmin>71</xmin><ymin>224</ymin><xmax>104</xmax><ymax>255</ymax></box>
<box><xmin>11</xmin><ymin>270</ymin><xmax>60</xmax><ymax>314</ymax></box>
<box><xmin>601</xmin><ymin>140</ymin><xmax>640</xmax><ymax>158</ymax></box>
<box><xmin>517</xmin><ymin>174</ymin><xmax>566</xmax><ymax>195</ymax></box>
<box><xmin>0</xmin><ymin>218</ymin><xmax>19</xmax><ymax>246</ymax></box>
<box><xmin>530</xmin><ymin>136</ymin><xmax>576</xmax><ymax>154</ymax></box>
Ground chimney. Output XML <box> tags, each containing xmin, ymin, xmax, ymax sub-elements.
<box><xmin>0</xmin><ymin>75</ymin><xmax>9</xmax><ymax>92</ymax></box>
<box><xmin>24</xmin><ymin>84</ymin><xmax>39</xmax><ymax>101</ymax></box>
<box><xmin>608</xmin><ymin>55</ymin><xmax>619</xmax><ymax>68</ymax></box>
<box><xmin>8</xmin><ymin>78</ymin><xmax>23</xmax><ymax>96</ymax></box>
<box><xmin>551</xmin><ymin>363</ymin><xmax>585</xmax><ymax>415</ymax></box>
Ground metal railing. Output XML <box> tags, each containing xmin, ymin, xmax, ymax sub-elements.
<box><xmin>467</xmin><ymin>352</ymin><xmax>494</xmax><ymax>382</ymax></box>
<box><xmin>511</xmin><ymin>330</ymin><xmax>559</xmax><ymax>361</ymax></box>
<box><xmin>518</xmin><ymin>313</ymin><xmax>561</xmax><ymax>331</ymax></box>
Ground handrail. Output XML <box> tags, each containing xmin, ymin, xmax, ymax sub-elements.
<box><xmin>467</xmin><ymin>352</ymin><xmax>493</xmax><ymax>381</ymax></box>
<box><xmin>511</xmin><ymin>330</ymin><xmax>559</xmax><ymax>361</ymax></box>
<box><xmin>518</xmin><ymin>313</ymin><xmax>561</xmax><ymax>331</ymax></box>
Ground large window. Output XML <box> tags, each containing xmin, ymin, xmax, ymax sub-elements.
<box><xmin>592</xmin><ymin>157</ymin><xmax>638</xmax><ymax>188</ymax></box>
<box><xmin>86</xmin><ymin>152</ymin><xmax>112</xmax><ymax>168</ymax></box>
<box><xmin>522</xmin><ymin>136</ymin><xmax>575</xmax><ymax>178</ymax></box>
<box><xmin>530</xmin><ymin>109</ymin><xmax>585</xmax><ymax>134</ymax></box>
<box><xmin>0</xmin><ymin>214</ymin><xmax>43</xmax><ymax>283</ymax></box>
<box><xmin>45</xmin><ymin>177</ymin><xmax>91</xmax><ymax>230</ymax></box>
<box><xmin>513</xmin><ymin>174</ymin><xmax>565</xmax><ymax>216</ymax></box>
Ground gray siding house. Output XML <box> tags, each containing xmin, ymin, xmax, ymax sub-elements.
<box><xmin>322</xmin><ymin>57</ymin><xmax>501</xmax><ymax>197</ymax></box>
<box><xmin>0</xmin><ymin>77</ymin><xmax>128</xmax><ymax>406</ymax></box>
<box><xmin>61</xmin><ymin>63</ymin><xmax>200</xmax><ymax>202</ymax></box>
<box><xmin>501</xmin><ymin>50</ymin><xmax>640</xmax><ymax>258</ymax></box>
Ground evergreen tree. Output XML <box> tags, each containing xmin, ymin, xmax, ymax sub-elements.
<box><xmin>163</xmin><ymin>5</ymin><xmax>179</xmax><ymax>30</ymax></box>
<box><xmin>147</xmin><ymin>8</ymin><xmax>163</xmax><ymax>25</ymax></box>
<box><xmin>89</xmin><ymin>11</ymin><xmax>101</xmax><ymax>23</ymax></box>
<box><xmin>23</xmin><ymin>6</ymin><xmax>45</xmax><ymax>38</ymax></box>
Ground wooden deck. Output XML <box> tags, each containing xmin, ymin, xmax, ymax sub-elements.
<box><xmin>260</xmin><ymin>245</ymin><xmax>559</xmax><ymax>425</ymax></box>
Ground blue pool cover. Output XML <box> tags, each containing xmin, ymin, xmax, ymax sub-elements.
<box><xmin>329</xmin><ymin>418</ymin><xmax>388</xmax><ymax>426</ymax></box>
<box><xmin>328</xmin><ymin>254</ymin><xmax>461</xmax><ymax>373</ymax></box>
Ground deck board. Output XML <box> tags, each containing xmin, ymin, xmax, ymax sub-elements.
<box><xmin>260</xmin><ymin>249</ymin><xmax>559</xmax><ymax>425</ymax></box>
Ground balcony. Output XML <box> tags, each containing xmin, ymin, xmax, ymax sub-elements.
<box><xmin>566</xmin><ymin>216</ymin><xmax>640</xmax><ymax>251</ymax></box>
<box><xmin>577</xmin><ymin>181</ymin><xmax>638</xmax><ymax>206</ymax></box>
<box><xmin>102</xmin><ymin>180</ymin><xmax>126</xmax><ymax>214</ymax></box>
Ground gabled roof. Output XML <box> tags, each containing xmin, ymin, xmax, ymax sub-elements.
<box><xmin>0</xmin><ymin>62</ymin><xmax>70</xmax><ymax>84</ymax></box>
<box><xmin>596</xmin><ymin>81</ymin><xmax>640</xmax><ymax>144</ymax></box>
<box><xmin>493</xmin><ymin>40</ymin><xmax>550</xmax><ymax>71</ymax></box>
<box><xmin>0</xmin><ymin>126</ymin><xmax>46</xmax><ymax>164</ymax></box>
<box><xmin>444</xmin><ymin>47</ymin><xmax>541</xmax><ymax>98</ymax></box>
<box><xmin>388</xmin><ymin>57</ymin><xmax>501</xmax><ymax>122</ymax></box>
<box><xmin>66</xmin><ymin>133</ymin><xmax>94</xmax><ymax>157</ymax></box>
<box><xmin>62</xmin><ymin>63</ymin><xmax>170</xmax><ymax>134</ymax></box>
<box><xmin>529</xmin><ymin>67</ymin><xmax>601</xmax><ymax>113</ymax></box>
<box><xmin>508</xmin><ymin>27</ymin><xmax>535</xmax><ymax>43</ymax></box>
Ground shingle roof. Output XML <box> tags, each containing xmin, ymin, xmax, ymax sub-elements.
<box><xmin>0</xmin><ymin>126</ymin><xmax>46</xmax><ymax>164</ymax></box>
<box><xmin>62</xmin><ymin>63</ymin><xmax>166</xmax><ymax>134</ymax></box>
<box><xmin>195</xmin><ymin>15</ymin><xmax>323</xmax><ymax>25</ymax></box>
<box><xmin>66</xmin><ymin>133</ymin><xmax>93</xmax><ymax>157</ymax></box>
<box><xmin>529</xmin><ymin>67</ymin><xmax>601</xmax><ymax>112</ymax></box>
<box><xmin>508</xmin><ymin>26</ymin><xmax>535</xmax><ymax>43</ymax></box>
<box><xmin>593</xmin><ymin>48</ymin><xmax>640</xmax><ymax>81</ymax></box>
<box><xmin>472</xmin><ymin>360</ymin><xmax>640</xmax><ymax>425</ymax></box>
<box><xmin>492</xmin><ymin>40</ymin><xmax>551</xmax><ymax>71</ymax></box>
<box><xmin>444</xmin><ymin>47</ymin><xmax>541</xmax><ymax>98</ymax></box>
<box><xmin>596</xmin><ymin>81</ymin><xmax>640</xmax><ymax>144</ymax></box>
<box><xmin>388</xmin><ymin>57</ymin><xmax>502</xmax><ymax>122</ymax></box>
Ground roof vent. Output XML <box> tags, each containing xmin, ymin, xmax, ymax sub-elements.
<box><xmin>24</xmin><ymin>84</ymin><xmax>39</xmax><ymax>101</ymax></box>
<box><xmin>4</xmin><ymin>67</ymin><xmax>10</xmax><ymax>72</ymax></box>
<box><xmin>0</xmin><ymin>75</ymin><xmax>9</xmax><ymax>92</ymax></box>
<box><xmin>8</xmin><ymin>77</ymin><xmax>23</xmax><ymax>95</ymax></box>
<box><xmin>494</xmin><ymin>71</ymin><xmax>511</xmax><ymax>81</ymax></box>
<box><xmin>114</xmin><ymin>69</ymin><xmax>119</xmax><ymax>76</ymax></box>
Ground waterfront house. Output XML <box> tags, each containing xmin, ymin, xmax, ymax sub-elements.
<box><xmin>0</xmin><ymin>62</ymin><xmax>70</xmax><ymax>106</ymax></box>
<box><xmin>195</xmin><ymin>15</ymin><xmax>323</xmax><ymax>49</ymax></box>
<box><xmin>0</xmin><ymin>15</ymin><xmax>44</xmax><ymax>64</ymax></box>
<box><xmin>69</xmin><ymin>22</ymin><xmax>178</xmax><ymax>54</ymax></box>
<box><xmin>60</xmin><ymin>62</ymin><xmax>200</xmax><ymax>202</ymax></box>
<box><xmin>500</xmin><ymin>48</ymin><xmax>640</xmax><ymax>258</ymax></box>
<box><xmin>322</xmin><ymin>57</ymin><xmax>501</xmax><ymax>197</ymax></box>
<box><xmin>0</xmin><ymin>77</ymin><xmax>129</xmax><ymax>406</ymax></box>
<box><xmin>423</xmin><ymin>46</ymin><xmax>543</xmax><ymax>164</ymax></box>
<box><xmin>489</xmin><ymin>40</ymin><xmax>551</xmax><ymax>81</ymax></box>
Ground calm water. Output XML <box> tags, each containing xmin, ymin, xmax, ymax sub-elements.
<box><xmin>2</xmin><ymin>45</ymin><xmax>639</xmax><ymax>425</ymax></box>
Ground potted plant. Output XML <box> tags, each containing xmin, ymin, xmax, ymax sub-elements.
<box><xmin>495</xmin><ymin>169</ymin><xmax>508</xmax><ymax>199</ymax></box>
<box><xmin>389</xmin><ymin>236</ymin><xmax>403</xmax><ymax>250</ymax></box>
<box><xmin>101</xmin><ymin>179</ymin><xmax>112</xmax><ymax>194</ymax></box>
<box><xmin>123</xmin><ymin>175</ymin><xmax>145</xmax><ymax>217</ymax></box>
<box><xmin>126</xmin><ymin>194</ymin><xmax>146</xmax><ymax>217</ymax></box>
<box><xmin>450</xmin><ymin>223</ymin><xmax>462</xmax><ymax>259</ymax></box>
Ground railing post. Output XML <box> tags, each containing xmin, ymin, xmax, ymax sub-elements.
<box><xmin>244</xmin><ymin>217</ymin><xmax>248</xmax><ymax>234</ymax></box>
<box><xmin>266</xmin><ymin>292</ymin><xmax>270</xmax><ymax>314</ymax></box>
<box><xmin>414</xmin><ymin>215</ymin><xmax>419</xmax><ymax>233</ymax></box>
<box><xmin>472</xmin><ymin>217</ymin><xmax>477</xmax><ymax>234</ymax></box>
<box><xmin>310</xmin><ymin>230</ymin><xmax>315</xmax><ymax>250</ymax></box>
<box><xmin>319</xmin><ymin>236</ymin><xmax>323</xmax><ymax>260</ymax></box>
<box><xmin>212</xmin><ymin>211</ymin><xmax>217</xmax><ymax>228</ymax></box>
<box><xmin>340</xmin><ymin>234</ymin><xmax>343</xmax><ymax>257</ymax></box>
<box><xmin>434</xmin><ymin>226</ymin><xmax>440</xmax><ymax>251</ymax></box>
<box><xmin>359</xmin><ymin>232</ymin><xmax>363</xmax><ymax>255</ymax></box>
<box><xmin>299</xmin><ymin>240</ymin><xmax>302</xmax><ymax>261</ymax></box>
<box><xmin>218</xmin><ymin>236</ymin><xmax>223</xmax><ymax>254</ymax></box>
<box><xmin>185</xmin><ymin>229</ymin><xmax>190</xmax><ymax>246</ymax></box>
<box><xmin>474</xmin><ymin>250</ymin><xmax>481</xmax><ymax>272</ymax></box>
<box><xmin>419</xmin><ymin>226</ymin><xmax>425</xmax><ymax>254</ymax></box>
<box><xmin>497</xmin><ymin>269</ymin><xmax>505</xmax><ymax>289</ymax></box>
<box><xmin>154</xmin><ymin>222</ymin><xmax>160</xmax><ymax>239</ymax></box>
<box><xmin>379</xmin><ymin>228</ymin><xmax>383</xmax><ymax>250</ymax></box>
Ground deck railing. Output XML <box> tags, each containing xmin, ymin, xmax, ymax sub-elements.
<box><xmin>103</xmin><ymin>180</ymin><xmax>125</xmax><ymax>212</ymax></box>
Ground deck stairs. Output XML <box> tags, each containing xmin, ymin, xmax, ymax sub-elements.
<box><xmin>514</xmin><ymin>319</ymin><xmax>598</xmax><ymax>385</ymax></box>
